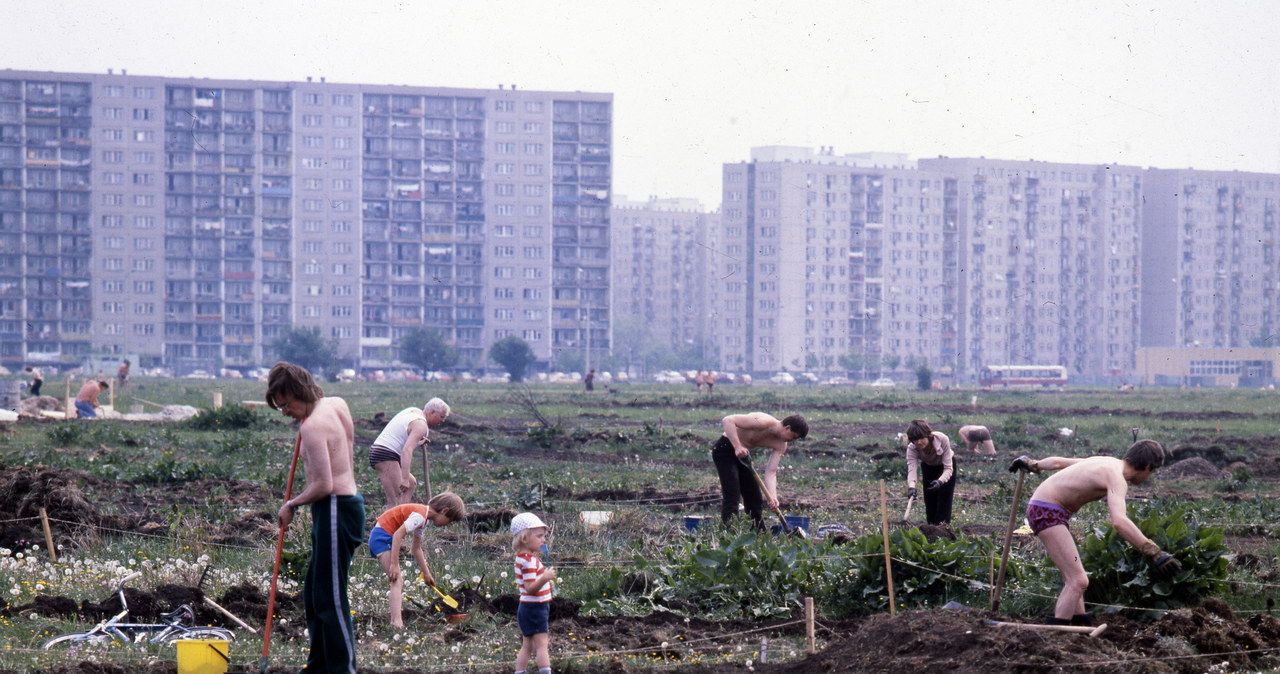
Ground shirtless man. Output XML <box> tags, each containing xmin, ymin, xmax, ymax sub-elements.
<box><xmin>74</xmin><ymin>380</ymin><xmax>109</xmax><ymax>418</ymax></box>
<box><xmin>1009</xmin><ymin>440</ymin><xmax>1180</xmax><ymax>626</ymax></box>
<box><xmin>369</xmin><ymin>397</ymin><xmax>450</xmax><ymax>507</ymax></box>
<box><xmin>711</xmin><ymin>412</ymin><xmax>808</xmax><ymax>526</ymax></box>
<box><xmin>266</xmin><ymin>362</ymin><xmax>364</xmax><ymax>674</ymax></box>
<box><xmin>958</xmin><ymin>424</ymin><xmax>997</xmax><ymax>455</ymax></box>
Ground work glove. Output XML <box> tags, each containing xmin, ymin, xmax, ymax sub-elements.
<box><xmin>1139</xmin><ymin>541</ymin><xmax>1181</xmax><ymax>578</ymax></box>
<box><xmin>1008</xmin><ymin>455</ymin><xmax>1041</xmax><ymax>473</ymax></box>
<box><xmin>906</xmin><ymin>487</ymin><xmax>917</xmax><ymax>499</ymax></box>
<box><xmin>925</xmin><ymin>479</ymin><xmax>943</xmax><ymax>493</ymax></box>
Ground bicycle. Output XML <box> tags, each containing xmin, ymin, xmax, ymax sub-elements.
<box><xmin>41</xmin><ymin>571</ymin><xmax>236</xmax><ymax>649</ymax></box>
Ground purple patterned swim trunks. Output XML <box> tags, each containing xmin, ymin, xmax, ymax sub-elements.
<box><xmin>1026</xmin><ymin>499</ymin><xmax>1072</xmax><ymax>534</ymax></box>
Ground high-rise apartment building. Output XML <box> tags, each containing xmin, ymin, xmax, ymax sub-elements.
<box><xmin>720</xmin><ymin>147</ymin><xmax>1147</xmax><ymax>382</ymax></box>
<box><xmin>919</xmin><ymin>157</ymin><xmax>1143</xmax><ymax>380</ymax></box>
<box><xmin>611</xmin><ymin>196</ymin><xmax>718</xmax><ymax>364</ymax></box>
<box><xmin>1141</xmin><ymin>168</ymin><xmax>1280</xmax><ymax>350</ymax></box>
<box><xmin>0</xmin><ymin>69</ymin><xmax>611</xmax><ymax>373</ymax></box>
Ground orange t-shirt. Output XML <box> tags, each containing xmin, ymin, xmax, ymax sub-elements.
<box><xmin>375</xmin><ymin>504</ymin><xmax>429</xmax><ymax>534</ymax></box>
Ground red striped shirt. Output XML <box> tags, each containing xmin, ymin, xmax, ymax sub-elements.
<box><xmin>515</xmin><ymin>552</ymin><xmax>551</xmax><ymax>603</ymax></box>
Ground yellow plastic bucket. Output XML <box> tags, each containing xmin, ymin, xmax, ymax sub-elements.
<box><xmin>175</xmin><ymin>638</ymin><xmax>230</xmax><ymax>674</ymax></box>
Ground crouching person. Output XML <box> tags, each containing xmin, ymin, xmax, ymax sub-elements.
<box><xmin>1009</xmin><ymin>440</ymin><xmax>1180</xmax><ymax>625</ymax></box>
<box><xmin>368</xmin><ymin>492</ymin><xmax>467</xmax><ymax>628</ymax></box>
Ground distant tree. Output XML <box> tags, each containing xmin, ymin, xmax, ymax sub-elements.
<box><xmin>555</xmin><ymin>349</ymin><xmax>585</xmax><ymax>374</ymax></box>
<box><xmin>915</xmin><ymin>363</ymin><xmax>933</xmax><ymax>391</ymax></box>
<box><xmin>883</xmin><ymin>354</ymin><xmax>902</xmax><ymax>373</ymax></box>
<box><xmin>400</xmin><ymin>327</ymin><xmax>459</xmax><ymax>375</ymax></box>
<box><xmin>489</xmin><ymin>336</ymin><xmax>537</xmax><ymax>383</ymax></box>
<box><xmin>611</xmin><ymin>315</ymin><xmax>653</xmax><ymax>375</ymax></box>
<box><xmin>271</xmin><ymin>326</ymin><xmax>339</xmax><ymax>374</ymax></box>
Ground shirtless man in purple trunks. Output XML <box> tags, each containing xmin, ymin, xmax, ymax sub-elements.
<box><xmin>1009</xmin><ymin>440</ymin><xmax>1181</xmax><ymax>626</ymax></box>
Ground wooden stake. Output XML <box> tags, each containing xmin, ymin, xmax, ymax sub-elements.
<box><xmin>984</xmin><ymin>620</ymin><xmax>1108</xmax><ymax>637</ymax></box>
<box><xmin>212</xmin><ymin>391</ymin><xmax>223</xmax><ymax>409</ymax></box>
<box><xmin>64</xmin><ymin>377</ymin><xmax>72</xmax><ymax>420</ymax></box>
<box><xmin>804</xmin><ymin>596</ymin><xmax>816</xmax><ymax>654</ymax></box>
<box><xmin>39</xmin><ymin>507</ymin><xmax>57</xmax><ymax>563</ymax></box>
<box><xmin>205</xmin><ymin>596</ymin><xmax>258</xmax><ymax>633</ymax></box>
<box><xmin>991</xmin><ymin>470</ymin><xmax>1026</xmax><ymax>611</ymax></box>
<box><xmin>879</xmin><ymin>479</ymin><xmax>896</xmax><ymax>616</ymax></box>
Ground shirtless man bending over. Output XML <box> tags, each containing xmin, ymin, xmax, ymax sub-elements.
<box><xmin>711</xmin><ymin>412</ymin><xmax>808</xmax><ymax>526</ymax></box>
<box><xmin>267</xmin><ymin>362</ymin><xmax>365</xmax><ymax>674</ymax></box>
<box><xmin>1009</xmin><ymin>440</ymin><xmax>1180</xmax><ymax>626</ymax></box>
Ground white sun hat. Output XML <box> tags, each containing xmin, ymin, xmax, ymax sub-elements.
<box><xmin>510</xmin><ymin>512</ymin><xmax>547</xmax><ymax>536</ymax></box>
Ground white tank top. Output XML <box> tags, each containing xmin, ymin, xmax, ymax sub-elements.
<box><xmin>371</xmin><ymin>406</ymin><xmax>427</xmax><ymax>456</ymax></box>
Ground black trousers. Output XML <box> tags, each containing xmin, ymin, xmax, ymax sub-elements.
<box><xmin>922</xmin><ymin>460</ymin><xmax>957</xmax><ymax>525</ymax></box>
<box><xmin>711</xmin><ymin>436</ymin><xmax>764</xmax><ymax>526</ymax></box>
<box><xmin>30</xmin><ymin>379</ymin><xmax>42</xmax><ymax>396</ymax></box>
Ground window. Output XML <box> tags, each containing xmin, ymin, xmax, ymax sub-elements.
<box><xmin>524</xmin><ymin>143</ymin><xmax>544</xmax><ymax>155</ymax></box>
<box><xmin>495</xmin><ymin>100</ymin><xmax>515</xmax><ymax>112</ymax></box>
<box><xmin>525</xmin><ymin>101</ymin><xmax>544</xmax><ymax>113</ymax></box>
<box><xmin>303</xmin><ymin>135</ymin><xmax>323</xmax><ymax>148</ymax></box>
<box><xmin>524</xmin><ymin>205</ymin><xmax>543</xmax><ymax>216</ymax></box>
<box><xmin>495</xmin><ymin>163</ymin><xmax>514</xmax><ymax>174</ymax></box>
<box><xmin>332</xmin><ymin>241</ymin><xmax>352</xmax><ymax>254</ymax></box>
<box><xmin>333</xmin><ymin>263</ymin><xmax>353</xmax><ymax>275</ymax></box>
<box><xmin>333</xmin><ymin>136</ymin><xmax>352</xmax><ymax>149</ymax></box>
<box><xmin>496</xmin><ymin>204</ymin><xmax>515</xmax><ymax>216</ymax></box>
<box><xmin>103</xmin><ymin>258</ymin><xmax>124</xmax><ymax>271</ymax></box>
<box><xmin>331</xmin><ymin>305</ymin><xmax>353</xmax><ymax>317</ymax></box>
<box><xmin>134</xmin><ymin>194</ymin><xmax>154</xmax><ymax>207</ymax></box>
<box><xmin>102</xmin><ymin>107</ymin><xmax>123</xmax><ymax>119</ymax></box>
<box><xmin>101</xmin><ymin>194</ymin><xmax>123</xmax><ymax>206</ymax></box>
<box><xmin>103</xmin><ymin>236</ymin><xmax>124</xmax><ymax>249</ymax></box>
<box><xmin>101</xmin><ymin>214</ymin><xmax>123</xmax><ymax>228</ymax></box>
<box><xmin>302</xmin><ymin>114</ymin><xmax>323</xmax><ymax>127</ymax></box>
<box><xmin>101</xmin><ymin>129</ymin><xmax>123</xmax><ymax>141</ymax></box>
<box><xmin>133</xmin><ymin>302</ymin><xmax>155</xmax><ymax>315</ymax></box>
<box><xmin>332</xmin><ymin>94</ymin><xmax>353</xmax><ymax>106</ymax></box>
<box><xmin>303</xmin><ymin>93</ymin><xmax>322</xmax><ymax>106</ymax></box>
<box><xmin>102</xmin><ymin>150</ymin><xmax>123</xmax><ymax>164</ymax></box>
<box><xmin>333</xmin><ymin>115</ymin><xmax>353</xmax><ymax>127</ymax></box>
<box><xmin>523</xmin><ymin>184</ymin><xmax>544</xmax><ymax>197</ymax></box>
<box><xmin>302</xmin><ymin>305</ymin><xmax>321</xmax><ymax>317</ymax></box>
<box><xmin>133</xmin><ymin>130</ymin><xmax>154</xmax><ymax>142</ymax></box>
<box><xmin>101</xmin><ymin>280</ymin><xmax>124</xmax><ymax>293</ymax></box>
<box><xmin>132</xmin><ymin>172</ymin><xmax>154</xmax><ymax>186</ymax></box>
<box><xmin>495</xmin><ymin>121</ymin><xmax>515</xmax><ymax>133</ymax></box>
<box><xmin>494</xmin><ymin>225</ymin><xmax>514</xmax><ymax>237</ymax></box>
<box><xmin>132</xmin><ymin>151</ymin><xmax>155</xmax><ymax>164</ymax></box>
<box><xmin>523</xmin><ymin>122</ymin><xmax>543</xmax><ymax>133</ymax></box>
<box><xmin>133</xmin><ymin>280</ymin><xmax>154</xmax><ymax>293</ymax></box>
<box><xmin>494</xmin><ymin>287</ymin><xmax>514</xmax><ymax>298</ymax></box>
<box><xmin>495</xmin><ymin>183</ymin><xmax>514</xmax><ymax>196</ymax></box>
<box><xmin>103</xmin><ymin>85</ymin><xmax>123</xmax><ymax>97</ymax></box>
<box><xmin>131</xmin><ymin>258</ymin><xmax>154</xmax><ymax>271</ymax></box>
<box><xmin>303</xmin><ymin>240</ymin><xmax>323</xmax><ymax>253</ymax></box>
<box><xmin>132</xmin><ymin>108</ymin><xmax>153</xmax><ymax>121</ymax></box>
<box><xmin>133</xmin><ymin>87</ymin><xmax>155</xmax><ymax>99</ymax></box>
<box><xmin>494</xmin><ymin>266</ymin><xmax>514</xmax><ymax>278</ymax></box>
<box><xmin>133</xmin><ymin>237</ymin><xmax>155</xmax><ymax>250</ymax></box>
<box><xmin>303</xmin><ymin>262</ymin><xmax>323</xmax><ymax>274</ymax></box>
<box><xmin>523</xmin><ymin>164</ymin><xmax>543</xmax><ymax>176</ymax></box>
<box><xmin>522</xmin><ymin>329</ymin><xmax>542</xmax><ymax>341</ymax></box>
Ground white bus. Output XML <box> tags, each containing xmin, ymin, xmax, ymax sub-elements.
<box><xmin>979</xmin><ymin>365</ymin><xmax>1068</xmax><ymax>388</ymax></box>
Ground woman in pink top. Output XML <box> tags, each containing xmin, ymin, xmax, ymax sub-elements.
<box><xmin>903</xmin><ymin>419</ymin><xmax>957</xmax><ymax>525</ymax></box>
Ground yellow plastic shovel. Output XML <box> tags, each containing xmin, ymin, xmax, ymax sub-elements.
<box><xmin>426</xmin><ymin>582</ymin><xmax>460</xmax><ymax>609</ymax></box>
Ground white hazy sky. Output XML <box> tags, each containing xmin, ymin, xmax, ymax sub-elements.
<box><xmin>4</xmin><ymin>0</ymin><xmax>1278</xmax><ymax>208</ymax></box>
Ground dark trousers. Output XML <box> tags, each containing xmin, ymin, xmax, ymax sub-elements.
<box><xmin>922</xmin><ymin>461</ymin><xmax>957</xmax><ymax>525</ymax></box>
<box><xmin>30</xmin><ymin>379</ymin><xmax>42</xmax><ymax>396</ymax></box>
<box><xmin>711</xmin><ymin>436</ymin><xmax>763</xmax><ymax>526</ymax></box>
<box><xmin>304</xmin><ymin>494</ymin><xmax>365</xmax><ymax>674</ymax></box>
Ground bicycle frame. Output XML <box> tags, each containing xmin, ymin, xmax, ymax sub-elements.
<box><xmin>43</xmin><ymin>572</ymin><xmax>234</xmax><ymax>649</ymax></box>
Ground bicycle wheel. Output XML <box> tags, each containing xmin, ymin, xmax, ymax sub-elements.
<box><xmin>162</xmin><ymin>627</ymin><xmax>235</xmax><ymax>643</ymax></box>
<box><xmin>41</xmin><ymin>631</ymin><xmax>114</xmax><ymax>649</ymax></box>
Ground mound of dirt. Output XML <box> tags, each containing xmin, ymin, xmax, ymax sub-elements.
<box><xmin>19</xmin><ymin>395</ymin><xmax>63</xmax><ymax>416</ymax></box>
<box><xmin>682</xmin><ymin>599</ymin><xmax>1280</xmax><ymax>674</ymax></box>
<box><xmin>1159</xmin><ymin>457</ymin><xmax>1229</xmax><ymax>481</ymax></box>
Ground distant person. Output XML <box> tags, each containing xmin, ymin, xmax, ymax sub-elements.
<box><xmin>903</xmin><ymin>419</ymin><xmax>956</xmax><ymax>525</ymax></box>
<box><xmin>705</xmin><ymin>371</ymin><xmax>716</xmax><ymax>393</ymax></box>
<box><xmin>368</xmin><ymin>493</ymin><xmax>466</xmax><ymax>629</ymax></box>
<box><xmin>115</xmin><ymin>359</ymin><xmax>131</xmax><ymax>391</ymax></box>
<box><xmin>74</xmin><ymin>380</ymin><xmax>108</xmax><ymax>418</ymax></box>
<box><xmin>712</xmin><ymin>412</ymin><xmax>809</xmax><ymax>527</ymax></box>
<box><xmin>25</xmin><ymin>366</ymin><xmax>43</xmax><ymax>397</ymax></box>
<box><xmin>266</xmin><ymin>362</ymin><xmax>364</xmax><ymax>673</ymax></box>
<box><xmin>694</xmin><ymin>370</ymin><xmax>706</xmax><ymax>394</ymax></box>
<box><xmin>1009</xmin><ymin>440</ymin><xmax>1179</xmax><ymax>626</ymax></box>
<box><xmin>958</xmin><ymin>424</ymin><xmax>997</xmax><ymax>455</ymax></box>
<box><xmin>369</xmin><ymin>397</ymin><xmax>451</xmax><ymax>506</ymax></box>
<box><xmin>583</xmin><ymin>369</ymin><xmax>595</xmax><ymax>392</ymax></box>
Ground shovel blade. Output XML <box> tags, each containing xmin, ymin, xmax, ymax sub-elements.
<box><xmin>429</xmin><ymin>583</ymin><xmax>460</xmax><ymax>609</ymax></box>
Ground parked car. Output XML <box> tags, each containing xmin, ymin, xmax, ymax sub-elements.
<box><xmin>865</xmin><ymin>377</ymin><xmax>896</xmax><ymax>388</ymax></box>
<box><xmin>797</xmin><ymin>372</ymin><xmax>819</xmax><ymax>385</ymax></box>
<box><xmin>769</xmin><ymin>372</ymin><xmax>796</xmax><ymax>385</ymax></box>
<box><xmin>823</xmin><ymin>375</ymin><xmax>854</xmax><ymax>386</ymax></box>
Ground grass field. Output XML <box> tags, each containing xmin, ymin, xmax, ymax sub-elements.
<box><xmin>1</xmin><ymin>379</ymin><xmax>1278</xmax><ymax>672</ymax></box>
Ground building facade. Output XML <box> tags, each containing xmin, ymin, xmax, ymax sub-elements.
<box><xmin>0</xmin><ymin>69</ymin><xmax>611</xmax><ymax>373</ymax></box>
<box><xmin>1141</xmin><ymin>168</ymin><xmax>1280</xmax><ymax>351</ymax></box>
<box><xmin>611</xmin><ymin>196</ymin><xmax>717</xmax><ymax>366</ymax></box>
<box><xmin>719</xmin><ymin>148</ymin><xmax>1148</xmax><ymax>382</ymax></box>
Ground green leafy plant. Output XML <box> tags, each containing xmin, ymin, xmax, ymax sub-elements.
<box><xmin>186</xmin><ymin>404</ymin><xmax>266</xmax><ymax>431</ymax></box>
<box><xmin>1079</xmin><ymin>506</ymin><xmax>1228</xmax><ymax>615</ymax></box>
<box><xmin>829</xmin><ymin>527</ymin><xmax>996</xmax><ymax>614</ymax></box>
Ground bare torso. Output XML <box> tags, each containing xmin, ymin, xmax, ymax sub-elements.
<box><xmin>1030</xmin><ymin>456</ymin><xmax>1126</xmax><ymax>513</ymax></box>
<box><xmin>300</xmin><ymin>397</ymin><xmax>358</xmax><ymax>498</ymax></box>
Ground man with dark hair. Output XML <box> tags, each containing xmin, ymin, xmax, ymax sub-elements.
<box><xmin>958</xmin><ymin>424</ymin><xmax>997</xmax><ymax>455</ymax></box>
<box><xmin>74</xmin><ymin>380</ymin><xmax>108</xmax><ymax>418</ymax></box>
<box><xmin>711</xmin><ymin>412</ymin><xmax>808</xmax><ymax>526</ymax></box>
<box><xmin>1009</xmin><ymin>439</ymin><xmax>1179</xmax><ymax>626</ymax></box>
<box><xmin>266</xmin><ymin>362</ymin><xmax>364</xmax><ymax>673</ymax></box>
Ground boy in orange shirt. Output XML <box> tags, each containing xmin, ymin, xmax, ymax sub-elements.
<box><xmin>367</xmin><ymin>492</ymin><xmax>466</xmax><ymax>628</ymax></box>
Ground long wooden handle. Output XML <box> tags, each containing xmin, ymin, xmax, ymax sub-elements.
<box><xmin>261</xmin><ymin>434</ymin><xmax>303</xmax><ymax>669</ymax></box>
<box><xmin>740</xmin><ymin>458</ymin><xmax>789</xmax><ymax>529</ymax></box>
<box><xmin>991</xmin><ymin>470</ymin><xmax>1026</xmax><ymax>611</ymax></box>
<box><xmin>205</xmin><ymin>596</ymin><xmax>258</xmax><ymax>633</ymax></box>
<box><xmin>985</xmin><ymin>620</ymin><xmax>1108</xmax><ymax>637</ymax></box>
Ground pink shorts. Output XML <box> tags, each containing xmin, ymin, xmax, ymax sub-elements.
<box><xmin>1026</xmin><ymin>499</ymin><xmax>1072</xmax><ymax>534</ymax></box>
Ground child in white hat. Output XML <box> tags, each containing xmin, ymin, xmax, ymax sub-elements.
<box><xmin>510</xmin><ymin>512</ymin><xmax>555</xmax><ymax>674</ymax></box>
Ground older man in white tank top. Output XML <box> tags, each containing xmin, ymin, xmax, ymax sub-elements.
<box><xmin>369</xmin><ymin>397</ymin><xmax>451</xmax><ymax>506</ymax></box>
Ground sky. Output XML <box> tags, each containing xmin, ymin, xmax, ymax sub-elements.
<box><xmin>4</xmin><ymin>0</ymin><xmax>1278</xmax><ymax>208</ymax></box>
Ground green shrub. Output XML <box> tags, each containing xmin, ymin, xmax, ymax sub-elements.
<box><xmin>186</xmin><ymin>404</ymin><xmax>266</xmax><ymax>431</ymax></box>
<box><xmin>1079</xmin><ymin>506</ymin><xmax>1228</xmax><ymax>615</ymax></box>
<box><xmin>827</xmin><ymin>527</ymin><xmax>997</xmax><ymax>615</ymax></box>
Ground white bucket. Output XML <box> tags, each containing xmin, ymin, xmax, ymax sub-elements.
<box><xmin>580</xmin><ymin>511</ymin><xmax>614</xmax><ymax>526</ymax></box>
